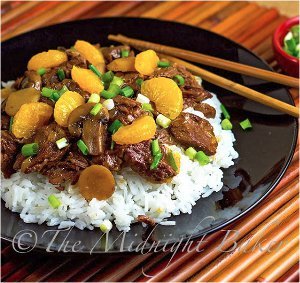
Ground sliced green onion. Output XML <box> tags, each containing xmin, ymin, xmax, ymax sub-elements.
<box><xmin>142</xmin><ymin>103</ymin><xmax>154</xmax><ymax>112</ymax></box>
<box><xmin>41</xmin><ymin>87</ymin><xmax>54</xmax><ymax>98</ymax></box>
<box><xmin>48</xmin><ymin>194</ymin><xmax>61</xmax><ymax>209</ymax></box>
<box><xmin>21</xmin><ymin>143</ymin><xmax>39</xmax><ymax>157</ymax></box>
<box><xmin>195</xmin><ymin>151</ymin><xmax>210</xmax><ymax>166</ymax></box>
<box><xmin>37</xmin><ymin>68</ymin><xmax>46</xmax><ymax>76</ymax></box>
<box><xmin>56</xmin><ymin>137</ymin><xmax>68</xmax><ymax>149</ymax></box>
<box><xmin>101</xmin><ymin>84</ymin><xmax>121</xmax><ymax>99</ymax></box>
<box><xmin>90</xmin><ymin>103</ymin><xmax>103</xmax><ymax>116</ymax></box>
<box><xmin>111</xmin><ymin>76</ymin><xmax>124</xmax><ymax>87</ymax></box>
<box><xmin>108</xmin><ymin>119</ymin><xmax>123</xmax><ymax>134</ymax></box>
<box><xmin>57</xmin><ymin>69</ymin><xmax>65</xmax><ymax>81</ymax></box>
<box><xmin>136</xmin><ymin>78</ymin><xmax>143</xmax><ymax>87</ymax></box>
<box><xmin>291</xmin><ymin>25</ymin><xmax>300</xmax><ymax>43</ymax></box>
<box><xmin>102</xmin><ymin>71</ymin><xmax>114</xmax><ymax>83</ymax></box>
<box><xmin>121</xmin><ymin>86</ymin><xmax>134</xmax><ymax>97</ymax></box>
<box><xmin>121</xmin><ymin>50</ymin><xmax>130</xmax><ymax>58</ymax></box>
<box><xmin>284</xmin><ymin>32</ymin><xmax>296</xmax><ymax>53</ymax></box>
<box><xmin>77</xmin><ymin>139</ymin><xmax>89</xmax><ymax>155</ymax></box>
<box><xmin>58</xmin><ymin>85</ymin><xmax>68</xmax><ymax>96</ymax></box>
<box><xmin>151</xmin><ymin>139</ymin><xmax>161</xmax><ymax>156</ymax></box>
<box><xmin>173</xmin><ymin>74</ymin><xmax>185</xmax><ymax>86</ymax></box>
<box><xmin>89</xmin><ymin>64</ymin><xmax>102</xmax><ymax>77</ymax></box>
<box><xmin>240</xmin><ymin>118</ymin><xmax>252</xmax><ymax>130</ymax></box>
<box><xmin>136</xmin><ymin>93</ymin><xmax>150</xmax><ymax>104</ymax></box>
<box><xmin>150</xmin><ymin>153</ymin><xmax>163</xmax><ymax>170</ymax></box>
<box><xmin>51</xmin><ymin>91</ymin><xmax>60</xmax><ymax>101</ymax></box>
<box><xmin>221</xmin><ymin>118</ymin><xmax>233</xmax><ymax>130</ymax></box>
<box><xmin>100</xmin><ymin>219</ymin><xmax>113</xmax><ymax>233</ymax></box>
<box><xmin>9</xmin><ymin>117</ymin><xmax>13</xmax><ymax>132</ymax></box>
<box><xmin>103</xmin><ymin>98</ymin><xmax>115</xmax><ymax>110</ymax></box>
<box><xmin>156</xmin><ymin>114</ymin><xmax>171</xmax><ymax>128</ymax></box>
<box><xmin>158</xmin><ymin>61</ymin><xmax>170</xmax><ymax>68</ymax></box>
<box><xmin>220</xmin><ymin>104</ymin><xmax>230</xmax><ymax>120</ymax></box>
<box><xmin>88</xmin><ymin>93</ymin><xmax>100</xmax><ymax>103</ymax></box>
<box><xmin>167</xmin><ymin>151</ymin><xmax>178</xmax><ymax>171</ymax></box>
<box><xmin>185</xmin><ymin>147</ymin><xmax>197</xmax><ymax>160</ymax></box>
<box><xmin>110</xmin><ymin>140</ymin><xmax>115</xmax><ymax>150</ymax></box>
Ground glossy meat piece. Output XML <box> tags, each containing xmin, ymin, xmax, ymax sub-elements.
<box><xmin>1</xmin><ymin>131</ymin><xmax>19</xmax><ymax>178</ymax></box>
<box><xmin>170</xmin><ymin>113</ymin><xmax>218</xmax><ymax>155</ymax></box>
<box><xmin>123</xmin><ymin>140</ymin><xmax>176</xmax><ymax>183</ymax></box>
<box><xmin>194</xmin><ymin>102</ymin><xmax>216</xmax><ymax>118</ymax></box>
<box><xmin>101</xmin><ymin>45</ymin><xmax>134</xmax><ymax>63</ymax></box>
<box><xmin>1</xmin><ymin>113</ymin><xmax>10</xmax><ymax>130</ymax></box>
<box><xmin>109</xmin><ymin>95</ymin><xmax>146</xmax><ymax>125</ymax></box>
<box><xmin>155</xmin><ymin>128</ymin><xmax>176</xmax><ymax>145</ymax></box>
<box><xmin>92</xmin><ymin>148</ymin><xmax>124</xmax><ymax>171</ymax></box>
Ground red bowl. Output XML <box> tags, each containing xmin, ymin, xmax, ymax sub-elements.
<box><xmin>272</xmin><ymin>16</ymin><xmax>299</xmax><ymax>77</ymax></box>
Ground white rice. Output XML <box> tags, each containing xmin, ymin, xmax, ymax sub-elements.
<box><xmin>1</xmin><ymin>91</ymin><xmax>238</xmax><ymax>232</ymax></box>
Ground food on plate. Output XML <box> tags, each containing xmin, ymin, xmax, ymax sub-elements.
<box><xmin>282</xmin><ymin>24</ymin><xmax>299</xmax><ymax>58</ymax></box>
<box><xmin>1</xmin><ymin>41</ymin><xmax>238</xmax><ymax>232</ymax></box>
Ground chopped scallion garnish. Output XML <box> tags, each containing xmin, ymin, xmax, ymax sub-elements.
<box><xmin>221</xmin><ymin>118</ymin><xmax>233</xmax><ymax>130</ymax></box>
<box><xmin>195</xmin><ymin>151</ymin><xmax>210</xmax><ymax>166</ymax></box>
<box><xmin>90</xmin><ymin>103</ymin><xmax>103</xmax><ymax>116</ymax></box>
<box><xmin>111</xmin><ymin>76</ymin><xmax>124</xmax><ymax>87</ymax></box>
<box><xmin>142</xmin><ymin>103</ymin><xmax>154</xmax><ymax>112</ymax></box>
<box><xmin>240</xmin><ymin>118</ymin><xmax>252</xmax><ymax>130</ymax></box>
<box><xmin>167</xmin><ymin>151</ymin><xmax>178</xmax><ymax>171</ymax></box>
<box><xmin>102</xmin><ymin>71</ymin><xmax>114</xmax><ymax>83</ymax></box>
<box><xmin>173</xmin><ymin>74</ymin><xmax>185</xmax><ymax>86</ymax></box>
<box><xmin>151</xmin><ymin>139</ymin><xmax>161</xmax><ymax>156</ymax></box>
<box><xmin>136</xmin><ymin>78</ymin><xmax>143</xmax><ymax>87</ymax></box>
<box><xmin>136</xmin><ymin>93</ymin><xmax>150</xmax><ymax>104</ymax></box>
<box><xmin>185</xmin><ymin>147</ymin><xmax>197</xmax><ymax>160</ymax></box>
<box><xmin>41</xmin><ymin>87</ymin><xmax>54</xmax><ymax>98</ymax></box>
<box><xmin>156</xmin><ymin>114</ymin><xmax>171</xmax><ymax>128</ymax></box>
<box><xmin>77</xmin><ymin>139</ymin><xmax>89</xmax><ymax>155</ymax></box>
<box><xmin>21</xmin><ymin>143</ymin><xmax>39</xmax><ymax>157</ymax></box>
<box><xmin>51</xmin><ymin>91</ymin><xmax>60</xmax><ymax>101</ymax></box>
<box><xmin>100</xmin><ymin>219</ymin><xmax>113</xmax><ymax>233</ymax></box>
<box><xmin>9</xmin><ymin>117</ymin><xmax>13</xmax><ymax>132</ymax></box>
<box><xmin>58</xmin><ymin>85</ymin><xmax>68</xmax><ymax>96</ymax></box>
<box><xmin>150</xmin><ymin>153</ymin><xmax>163</xmax><ymax>170</ymax></box>
<box><xmin>103</xmin><ymin>98</ymin><xmax>115</xmax><ymax>110</ymax></box>
<box><xmin>121</xmin><ymin>86</ymin><xmax>134</xmax><ymax>97</ymax></box>
<box><xmin>101</xmin><ymin>84</ymin><xmax>121</xmax><ymax>99</ymax></box>
<box><xmin>37</xmin><ymin>68</ymin><xmax>46</xmax><ymax>76</ymax></box>
<box><xmin>48</xmin><ymin>195</ymin><xmax>61</xmax><ymax>209</ymax></box>
<box><xmin>220</xmin><ymin>104</ymin><xmax>230</xmax><ymax>120</ymax></box>
<box><xmin>57</xmin><ymin>69</ymin><xmax>65</xmax><ymax>81</ymax></box>
<box><xmin>121</xmin><ymin>50</ymin><xmax>130</xmax><ymax>58</ymax></box>
<box><xmin>89</xmin><ymin>64</ymin><xmax>102</xmax><ymax>77</ymax></box>
<box><xmin>158</xmin><ymin>61</ymin><xmax>170</xmax><ymax>68</ymax></box>
<box><xmin>108</xmin><ymin>119</ymin><xmax>123</xmax><ymax>134</ymax></box>
<box><xmin>88</xmin><ymin>93</ymin><xmax>100</xmax><ymax>103</ymax></box>
<box><xmin>56</xmin><ymin>137</ymin><xmax>68</xmax><ymax>149</ymax></box>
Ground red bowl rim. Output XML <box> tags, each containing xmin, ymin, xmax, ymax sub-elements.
<box><xmin>273</xmin><ymin>16</ymin><xmax>299</xmax><ymax>63</ymax></box>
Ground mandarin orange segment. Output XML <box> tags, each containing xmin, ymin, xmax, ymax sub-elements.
<box><xmin>12</xmin><ymin>102</ymin><xmax>53</xmax><ymax>138</ymax></box>
<box><xmin>135</xmin><ymin>50</ymin><xmax>159</xmax><ymax>75</ymax></box>
<box><xmin>71</xmin><ymin>65</ymin><xmax>104</xmax><ymax>94</ymax></box>
<box><xmin>74</xmin><ymin>40</ymin><xmax>105</xmax><ymax>73</ymax></box>
<box><xmin>141</xmin><ymin>77</ymin><xmax>183</xmax><ymax>119</ymax></box>
<box><xmin>112</xmin><ymin>115</ymin><xmax>156</xmax><ymax>145</ymax></box>
<box><xmin>27</xmin><ymin>50</ymin><xmax>67</xmax><ymax>70</ymax></box>
<box><xmin>54</xmin><ymin>91</ymin><xmax>85</xmax><ymax>127</ymax></box>
<box><xmin>107</xmin><ymin>57</ymin><xmax>136</xmax><ymax>72</ymax></box>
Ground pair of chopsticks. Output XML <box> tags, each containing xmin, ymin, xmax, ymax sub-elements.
<box><xmin>108</xmin><ymin>34</ymin><xmax>299</xmax><ymax>118</ymax></box>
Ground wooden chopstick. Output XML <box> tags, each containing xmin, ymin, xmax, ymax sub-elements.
<box><xmin>161</xmin><ymin>54</ymin><xmax>299</xmax><ymax>117</ymax></box>
<box><xmin>108</xmin><ymin>34</ymin><xmax>299</xmax><ymax>88</ymax></box>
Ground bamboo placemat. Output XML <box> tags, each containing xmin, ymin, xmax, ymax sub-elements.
<box><xmin>1</xmin><ymin>1</ymin><xmax>299</xmax><ymax>282</ymax></box>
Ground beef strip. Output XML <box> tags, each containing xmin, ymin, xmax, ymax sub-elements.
<box><xmin>123</xmin><ymin>140</ymin><xmax>176</xmax><ymax>183</ymax></box>
<box><xmin>1</xmin><ymin>131</ymin><xmax>19</xmax><ymax>178</ymax></box>
<box><xmin>109</xmin><ymin>95</ymin><xmax>146</xmax><ymax>125</ymax></box>
<box><xmin>115</xmin><ymin>71</ymin><xmax>142</xmax><ymax>92</ymax></box>
<box><xmin>1</xmin><ymin>113</ymin><xmax>10</xmax><ymax>130</ymax></box>
<box><xmin>101</xmin><ymin>45</ymin><xmax>134</xmax><ymax>64</ymax></box>
<box><xmin>194</xmin><ymin>102</ymin><xmax>216</xmax><ymax>118</ymax></box>
<box><xmin>92</xmin><ymin>148</ymin><xmax>124</xmax><ymax>171</ymax></box>
<box><xmin>170</xmin><ymin>112</ymin><xmax>218</xmax><ymax>155</ymax></box>
<box><xmin>155</xmin><ymin>128</ymin><xmax>176</xmax><ymax>145</ymax></box>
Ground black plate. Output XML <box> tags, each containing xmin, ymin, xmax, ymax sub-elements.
<box><xmin>1</xmin><ymin>18</ymin><xmax>297</xmax><ymax>253</ymax></box>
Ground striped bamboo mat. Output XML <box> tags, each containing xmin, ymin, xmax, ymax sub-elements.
<box><xmin>1</xmin><ymin>1</ymin><xmax>299</xmax><ymax>282</ymax></box>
